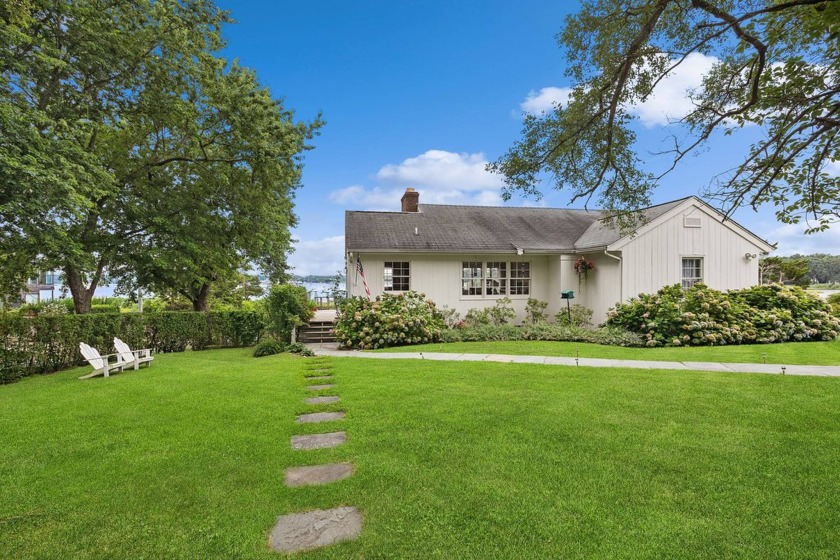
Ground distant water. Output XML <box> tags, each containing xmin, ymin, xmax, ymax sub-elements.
<box><xmin>295</xmin><ymin>282</ymin><xmax>339</xmax><ymax>298</ymax></box>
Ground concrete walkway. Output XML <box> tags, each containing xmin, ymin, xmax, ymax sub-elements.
<box><xmin>305</xmin><ymin>342</ymin><xmax>840</xmax><ymax>377</ymax></box>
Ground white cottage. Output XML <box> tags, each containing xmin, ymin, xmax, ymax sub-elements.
<box><xmin>345</xmin><ymin>188</ymin><xmax>774</xmax><ymax>325</ymax></box>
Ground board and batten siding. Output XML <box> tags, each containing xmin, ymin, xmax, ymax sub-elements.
<box><xmin>347</xmin><ymin>253</ymin><xmax>551</xmax><ymax>322</ymax></box>
<box><xmin>569</xmin><ymin>252</ymin><xmax>621</xmax><ymax>326</ymax></box>
<box><xmin>619</xmin><ymin>204</ymin><xmax>763</xmax><ymax>300</ymax></box>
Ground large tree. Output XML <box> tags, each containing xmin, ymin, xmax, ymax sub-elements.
<box><xmin>490</xmin><ymin>0</ymin><xmax>840</xmax><ymax>232</ymax></box>
<box><xmin>0</xmin><ymin>1</ymin><xmax>317</xmax><ymax>312</ymax></box>
<box><xmin>112</xmin><ymin>59</ymin><xmax>318</xmax><ymax>311</ymax></box>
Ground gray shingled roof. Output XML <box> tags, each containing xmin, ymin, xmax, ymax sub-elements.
<box><xmin>573</xmin><ymin>198</ymin><xmax>687</xmax><ymax>249</ymax></box>
<box><xmin>345</xmin><ymin>198</ymin><xmax>691</xmax><ymax>253</ymax></box>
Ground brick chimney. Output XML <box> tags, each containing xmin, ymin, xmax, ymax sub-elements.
<box><xmin>401</xmin><ymin>187</ymin><xmax>419</xmax><ymax>212</ymax></box>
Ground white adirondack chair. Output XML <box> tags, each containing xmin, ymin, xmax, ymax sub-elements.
<box><xmin>78</xmin><ymin>342</ymin><xmax>128</xmax><ymax>380</ymax></box>
<box><xmin>113</xmin><ymin>338</ymin><xmax>154</xmax><ymax>370</ymax></box>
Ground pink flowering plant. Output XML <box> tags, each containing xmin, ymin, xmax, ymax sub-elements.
<box><xmin>335</xmin><ymin>291</ymin><xmax>445</xmax><ymax>349</ymax></box>
<box><xmin>606</xmin><ymin>283</ymin><xmax>839</xmax><ymax>347</ymax></box>
<box><xmin>573</xmin><ymin>257</ymin><xmax>596</xmax><ymax>276</ymax></box>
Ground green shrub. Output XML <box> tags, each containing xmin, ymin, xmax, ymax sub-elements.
<box><xmin>90</xmin><ymin>303</ymin><xmax>121</xmax><ymax>314</ymax></box>
<box><xmin>207</xmin><ymin>311</ymin><xmax>264</xmax><ymax>348</ymax></box>
<box><xmin>286</xmin><ymin>342</ymin><xmax>315</xmax><ymax>357</ymax></box>
<box><xmin>525</xmin><ymin>298</ymin><xmax>549</xmax><ymax>324</ymax></box>
<box><xmin>335</xmin><ymin>291</ymin><xmax>444</xmax><ymax>349</ymax></box>
<box><xmin>487</xmin><ymin>297</ymin><xmax>516</xmax><ymax>325</ymax></box>
<box><xmin>555</xmin><ymin>304</ymin><xmax>593</xmax><ymax>327</ymax></box>
<box><xmin>439</xmin><ymin>323</ymin><xmax>643</xmax><ymax>347</ymax></box>
<box><xmin>253</xmin><ymin>340</ymin><xmax>286</xmax><ymax>357</ymax></box>
<box><xmin>827</xmin><ymin>292</ymin><xmax>840</xmax><ymax>305</ymax></box>
<box><xmin>253</xmin><ymin>340</ymin><xmax>314</xmax><ymax>358</ymax></box>
<box><xmin>606</xmin><ymin>283</ymin><xmax>839</xmax><ymax>347</ymax></box>
<box><xmin>439</xmin><ymin>305</ymin><xmax>461</xmax><ymax>328</ymax></box>
<box><xmin>144</xmin><ymin>312</ymin><xmax>209</xmax><ymax>352</ymax></box>
<box><xmin>265</xmin><ymin>284</ymin><xmax>313</xmax><ymax>343</ymax></box>
<box><xmin>464</xmin><ymin>308</ymin><xmax>491</xmax><ymax>327</ymax></box>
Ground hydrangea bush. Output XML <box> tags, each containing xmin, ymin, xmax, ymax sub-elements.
<box><xmin>606</xmin><ymin>283</ymin><xmax>839</xmax><ymax>347</ymax></box>
<box><xmin>335</xmin><ymin>291</ymin><xmax>445</xmax><ymax>349</ymax></box>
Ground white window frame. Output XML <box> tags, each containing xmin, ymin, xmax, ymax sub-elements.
<box><xmin>384</xmin><ymin>261</ymin><xmax>410</xmax><ymax>292</ymax></box>
<box><xmin>681</xmin><ymin>257</ymin><xmax>703</xmax><ymax>288</ymax></box>
<box><xmin>461</xmin><ymin>261</ymin><xmax>484</xmax><ymax>296</ymax></box>
<box><xmin>509</xmin><ymin>261</ymin><xmax>531</xmax><ymax>296</ymax></box>
<box><xmin>461</xmin><ymin>260</ymin><xmax>530</xmax><ymax>299</ymax></box>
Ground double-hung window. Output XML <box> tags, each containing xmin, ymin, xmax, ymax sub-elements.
<box><xmin>681</xmin><ymin>257</ymin><xmax>703</xmax><ymax>288</ymax></box>
<box><xmin>462</xmin><ymin>262</ymin><xmax>483</xmax><ymax>296</ymax></box>
<box><xmin>462</xmin><ymin>261</ymin><xmax>529</xmax><ymax>297</ymax></box>
<box><xmin>384</xmin><ymin>261</ymin><xmax>410</xmax><ymax>291</ymax></box>
<box><xmin>509</xmin><ymin>262</ymin><xmax>531</xmax><ymax>295</ymax></box>
<box><xmin>485</xmin><ymin>262</ymin><xmax>507</xmax><ymax>295</ymax></box>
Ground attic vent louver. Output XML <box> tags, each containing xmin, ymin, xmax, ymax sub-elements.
<box><xmin>683</xmin><ymin>216</ymin><xmax>702</xmax><ymax>228</ymax></box>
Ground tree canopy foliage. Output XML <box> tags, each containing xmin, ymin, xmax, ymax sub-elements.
<box><xmin>760</xmin><ymin>253</ymin><xmax>840</xmax><ymax>285</ymax></box>
<box><xmin>0</xmin><ymin>0</ymin><xmax>320</xmax><ymax>311</ymax></box>
<box><xmin>491</xmin><ymin>0</ymin><xmax>840</xmax><ymax>232</ymax></box>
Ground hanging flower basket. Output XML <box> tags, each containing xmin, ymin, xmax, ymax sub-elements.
<box><xmin>574</xmin><ymin>257</ymin><xmax>596</xmax><ymax>276</ymax></box>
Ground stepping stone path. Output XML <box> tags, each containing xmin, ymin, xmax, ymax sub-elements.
<box><xmin>296</xmin><ymin>411</ymin><xmax>346</xmax><ymax>424</ymax></box>
<box><xmin>271</xmin><ymin>357</ymin><xmax>362</xmax><ymax>552</ymax></box>
<box><xmin>306</xmin><ymin>384</ymin><xmax>335</xmax><ymax>391</ymax></box>
<box><xmin>306</xmin><ymin>395</ymin><xmax>340</xmax><ymax>405</ymax></box>
<box><xmin>291</xmin><ymin>431</ymin><xmax>347</xmax><ymax>450</ymax></box>
<box><xmin>284</xmin><ymin>463</ymin><xmax>354</xmax><ymax>487</ymax></box>
<box><xmin>269</xmin><ymin>506</ymin><xmax>363</xmax><ymax>553</ymax></box>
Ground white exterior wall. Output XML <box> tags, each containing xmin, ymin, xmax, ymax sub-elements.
<box><xmin>572</xmin><ymin>252</ymin><xmax>621</xmax><ymax>326</ymax></box>
<box><xmin>347</xmin><ymin>253</ymin><xmax>551</xmax><ymax>323</ymax></box>
<box><xmin>619</xmin><ymin>204</ymin><xmax>762</xmax><ymax>299</ymax></box>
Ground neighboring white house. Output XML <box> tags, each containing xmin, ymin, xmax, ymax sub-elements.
<box><xmin>345</xmin><ymin>188</ymin><xmax>775</xmax><ymax>325</ymax></box>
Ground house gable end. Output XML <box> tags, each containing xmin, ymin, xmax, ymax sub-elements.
<box><xmin>606</xmin><ymin>197</ymin><xmax>774</xmax><ymax>253</ymax></box>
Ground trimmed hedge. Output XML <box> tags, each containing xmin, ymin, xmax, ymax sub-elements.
<box><xmin>0</xmin><ymin>311</ymin><xmax>264</xmax><ymax>383</ymax></box>
<box><xmin>606</xmin><ymin>283</ymin><xmax>839</xmax><ymax>347</ymax></box>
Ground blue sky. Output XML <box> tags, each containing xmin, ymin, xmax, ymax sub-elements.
<box><xmin>218</xmin><ymin>0</ymin><xmax>839</xmax><ymax>276</ymax></box>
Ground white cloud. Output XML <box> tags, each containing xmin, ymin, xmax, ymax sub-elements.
<box><xmin>520</xmin><ymin>86</ymin><xmax>573</xmax><ymax>115</ymax></box>
<box><xmin>766</xmin><ymin>223</ymin><xmax>840</xmax><ymax>256</ymax></box>
<box><xmin>825</xmin><ymin>160</ymin><xmax>840</xmax><ymax>176</ymax></box>
<box><xmin>376</xmin><ymin>150</ymin><xmax>503</xmax><ymax>191</ymax></box>
<box><xmin>329</xmin><ymin>150</ymin><xmax>505</xmax><ymax>211</ymax></box>
<box><xmin>629</xmin><ymin>52</ymin><xmax>718</xmax><ymax>127</ymax></box>
<box><xmin>520</xmin><ymin>53</ymin><xmax>720</xmax><ymax>127</ymax></box>
<box><xmin>288</xmin><ymin>235</ymin><xmax>345</xmax><ymax>276</ymax></box>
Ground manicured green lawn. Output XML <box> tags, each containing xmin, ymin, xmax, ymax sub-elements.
<box><xmin>378</xmin><ymin>339</ymin><xmax>840</xmax><ymax>365</ymax></box>
<box><xmin>2</xmin><ymin>349</ymin><xmax>839</xmax><ymax>558</ymax></box>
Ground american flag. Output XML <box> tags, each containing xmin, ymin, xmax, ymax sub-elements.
<box><xmin>356</xmin><ymin>255</ymin><xmax>371</xmax><ymax>299</ymax></box>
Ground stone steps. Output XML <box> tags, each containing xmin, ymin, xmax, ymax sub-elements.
<box><xmin>297</xmin><ymin>320</ymin><xmax>336</xmax><ymax>343</ymax></box>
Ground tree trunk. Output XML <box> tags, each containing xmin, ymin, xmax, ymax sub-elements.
<box><xmin>65</xmin><ymin>266</ymin><xmax>95</xmax><ymax>313</ymax></box>
<box><xmin>192</xmin><ymin>282</ymin><xmax>211</xmax><ymax>312</ymax></box>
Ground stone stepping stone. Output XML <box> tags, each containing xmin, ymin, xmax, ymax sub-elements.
<box><xmin>305</xmin><ymin>375</ymin><xmax>333</xmax><ymax>381</ymax></box>
<box><xmin>291</xmin><ymin>431</ymin><xmax>346</xmax><ymax>450</ymax></box>
<box><xmin>296</xmin><ymin>411</ymin><xmax>345</xmax><ymax>424</ymax></box>
<box><xmin>305</xmin><ymin>395</ymin><xmax>340</xmax><ymax>405</ymax></box>
<box><xmin>284</xmin><ymin>463</ymin><xmax>354</xmax><ymax>487</ymax></box>
<box><xmin>306</xmin><ymin>384</ymin><xmax>335</xmax><ymax>391</ymax></box>
<box><xmin>268</xmin><ymin>506</ymin><xmax>362</xmax><ymax>553</ymax></box>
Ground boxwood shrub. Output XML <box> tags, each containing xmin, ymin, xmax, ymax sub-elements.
<box><xmin>606</xmin><ymin>283</ymin><xmax>839</xmax><ymax>347</ymax></box>
<box><xmin>335</xmin><ymin>291</ymin><xmax>445</xmax><ymax>349</ymax></box>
